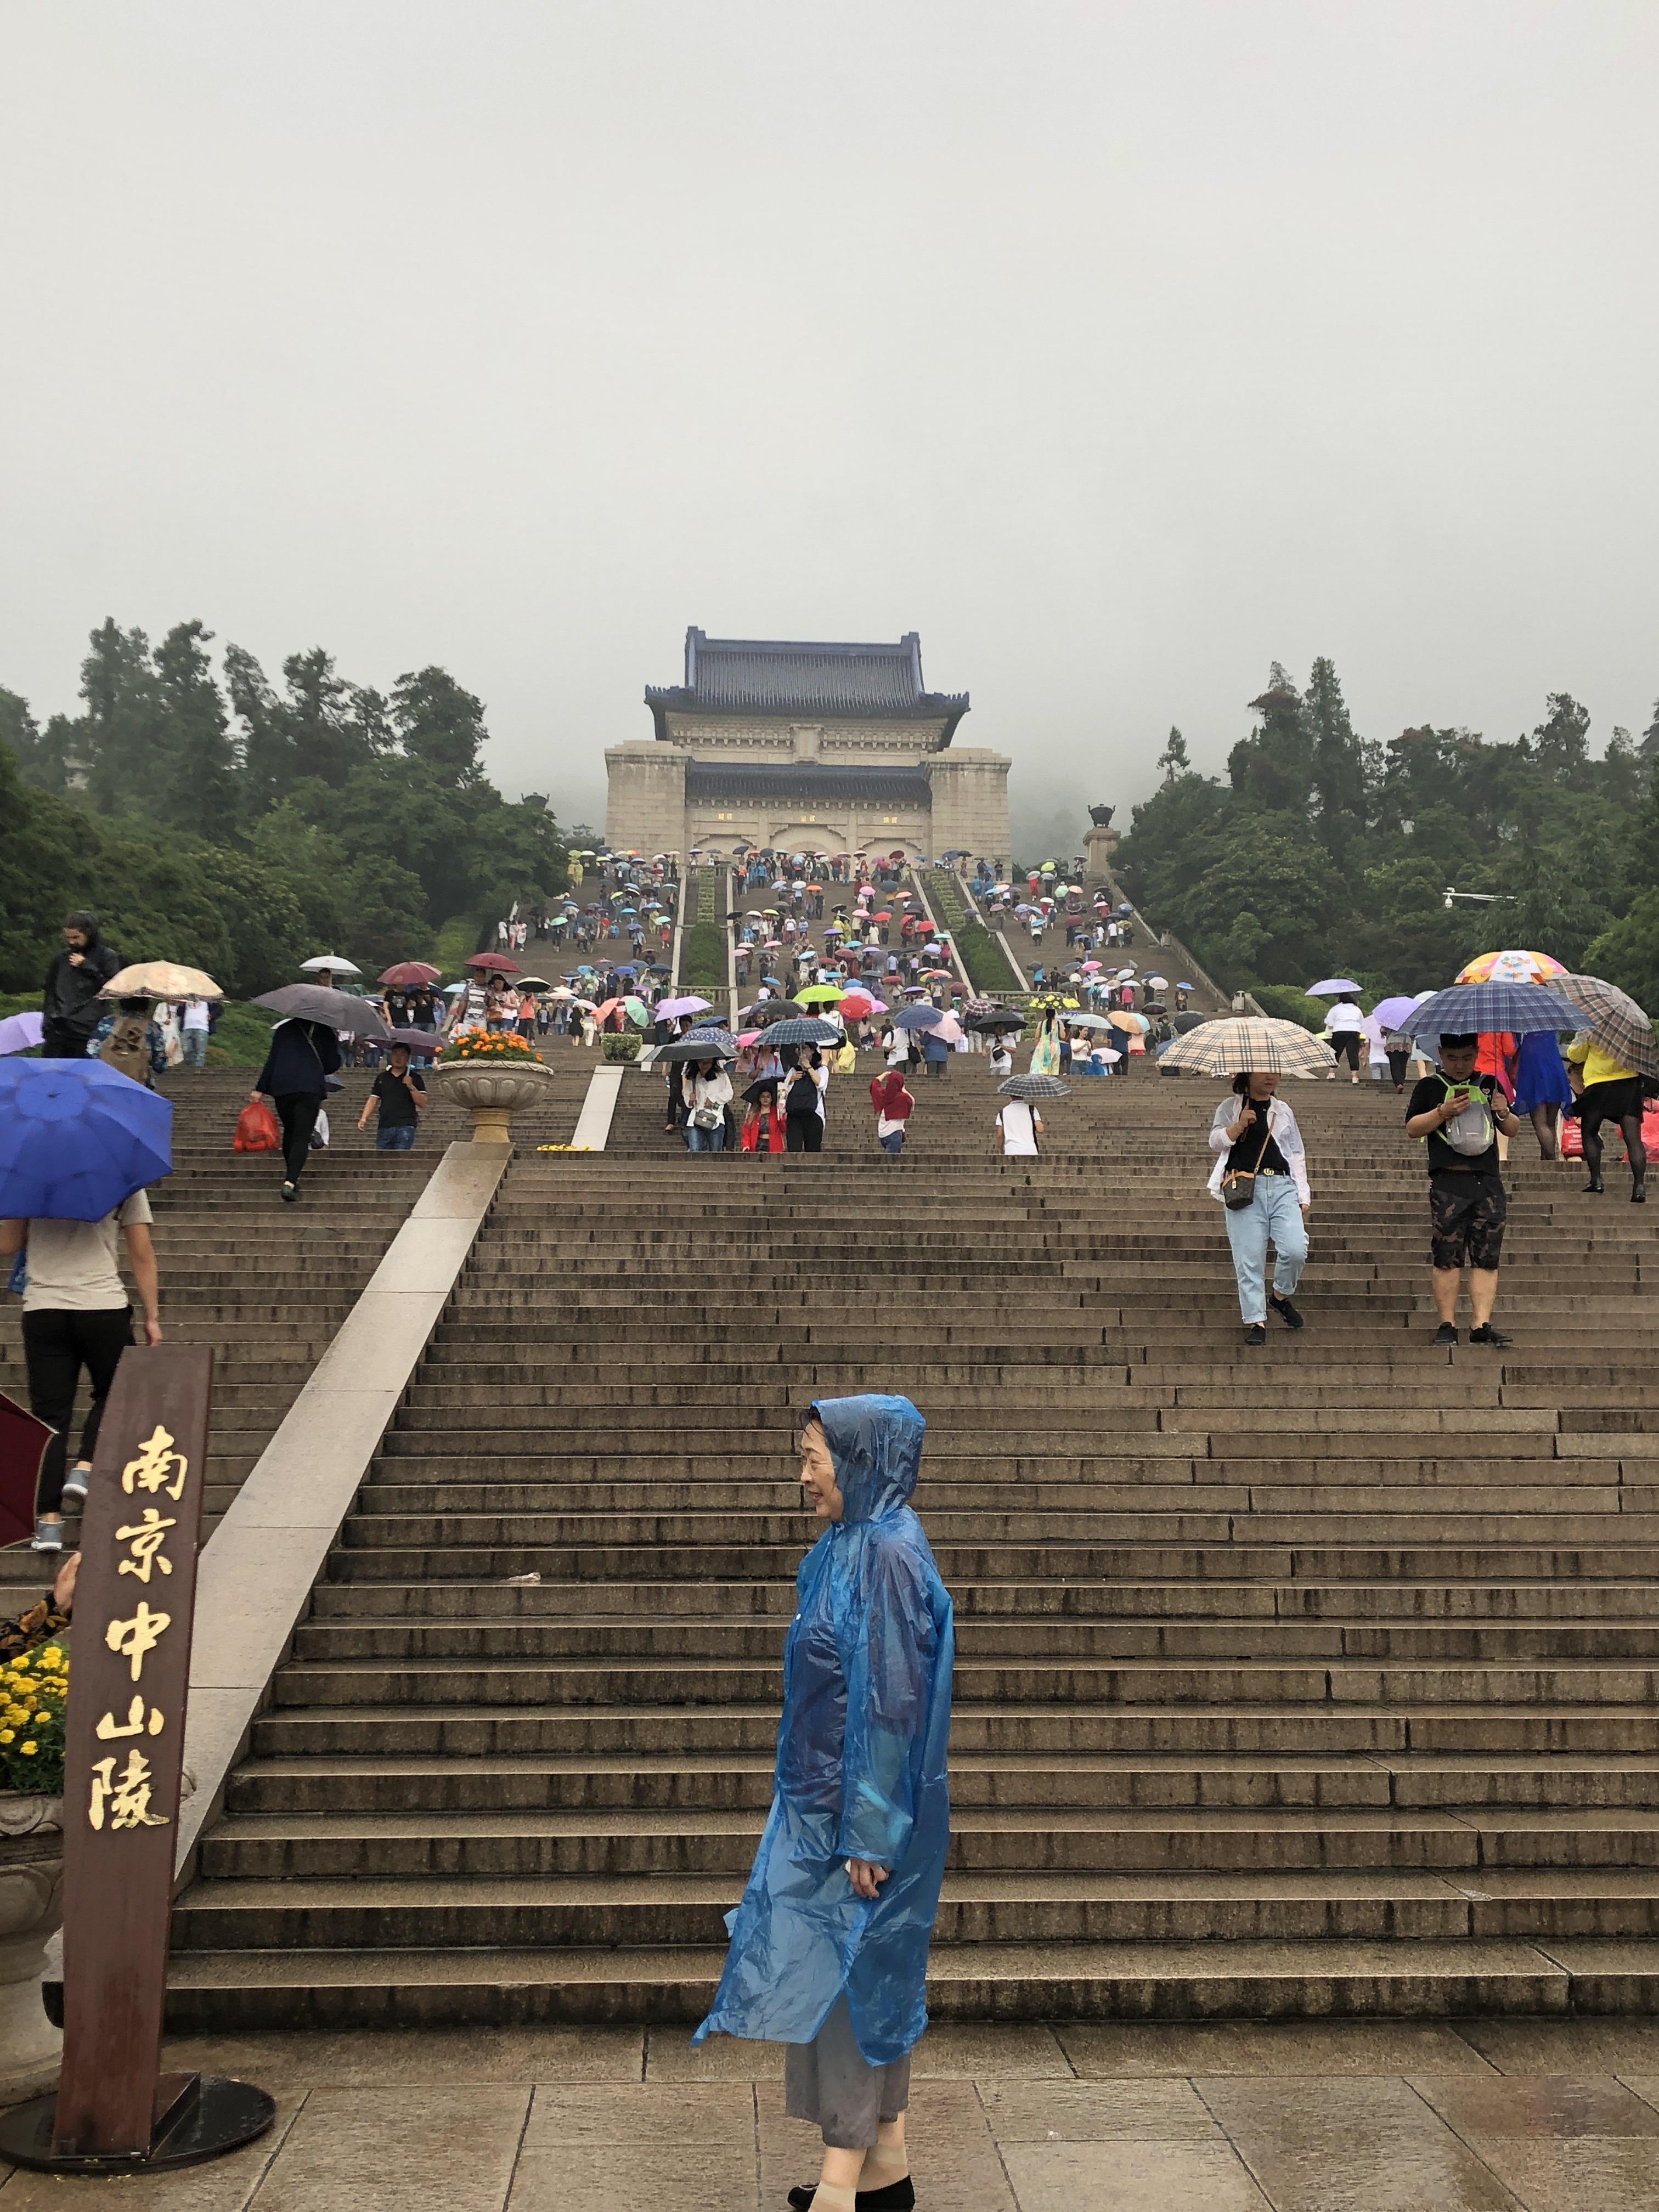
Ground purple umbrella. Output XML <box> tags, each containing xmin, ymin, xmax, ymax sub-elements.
<box><xmin>1371</xmin><ymin>995</ymin><xmax>1420</xmax><ymax>1031</ymax></box>
<box><xmin>0</xmin><ymin>1012</ymin><xmax>44</xmax><ymax>1056</ymax></box>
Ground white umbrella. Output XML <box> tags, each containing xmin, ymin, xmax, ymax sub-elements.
<box><xmin>301</xmin><ymin>954</ymin><xmax>360</xmax><ymax>976</ymax></box>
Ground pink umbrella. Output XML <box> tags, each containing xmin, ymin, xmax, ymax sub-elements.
<box><xmin>736</xmin><ymin>1030</ymin><xmax>763</xmax><ymax>1046</ymax></box>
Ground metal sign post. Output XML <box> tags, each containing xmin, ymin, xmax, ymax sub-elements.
<box><xmin>0</xmin><ymin>1343</ymin><xmax>274</xmax><ymax>2174</ymax></box>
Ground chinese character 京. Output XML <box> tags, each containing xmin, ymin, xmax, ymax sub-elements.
<box><xmin>105</xmin><ymin>1601</ymin><xmax>171</xmax><ymax>1683</ymax></box>
<box><xmin>116</xmin><ymin>1508</ymin><xmax>177</xmax><ymax>1583</ymax></box>
<box><xmin>94</xmin><ymin>1695</ymin><xmax>166</xmax><ymax>1742</ymax></box>
<box><xmin>88</xmin><ymin>1750</ymin><xmax>168</xmax><ymax>1832</ymax></box>
<box><xmin>121</xmin><ymin>1424</ymin><xmax>188</xmax><ymax>1502</ymax></box>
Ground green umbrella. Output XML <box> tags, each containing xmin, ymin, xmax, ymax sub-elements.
<box><xmin>623</xmin><ymin>996</ymin><xmax>650</xmax><ymax>1025</ymax></box>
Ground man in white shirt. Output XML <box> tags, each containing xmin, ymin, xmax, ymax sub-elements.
<box><xmin>1325</xmin><ymin>998</ymin><xmax>1365</xmax><ymax>1084</ymax></box>
<box><xmin>0</xmin><ymin>1193</ymin><xmax>161</xmax><ymax>1550</ymax></box>
<box><xmin>996</xmin><ymin>1100</ymin><xmax>1043</xmax><ymax>1156</ymax></box>
<box><xmin>180</xmin><ymin>997</ymin><xmax>212</xmax><ymax>1070</ymax></box>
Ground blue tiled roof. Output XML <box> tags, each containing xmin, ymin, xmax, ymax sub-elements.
<box><xmin>647</xmin><ymin>629</ymin><xmax>969</xmax><ymax>740</ymax></box>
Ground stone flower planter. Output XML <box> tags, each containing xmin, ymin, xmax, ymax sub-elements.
<box><xmin>431</xmin><ymin>1059</ymin><xmax>558</xmax><ymax>1143</ymax></box>
<box><xmin>0</xmin><ymin>1795</ymin><xmax>64</xmax><ymax>2101</ymax></box>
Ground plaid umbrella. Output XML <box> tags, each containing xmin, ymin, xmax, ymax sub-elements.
<box><xmin>1402</xmin><ymin>981</ymin><xmax>1583</xmax><ymax>1039</ymax></box>
<box><xmin>999</xmin><ymin>1074</ymin><xmax>1069</xmax><ymax>1099</ymax></box>
<box><xmin>1158</xmin><ymin>1017</ymin><xmax>1335</xmax><ymax>1078</ymax></box>
<box><xmin>755</xmin><ymin>1018</ymin><xmax>842</xmax><ymax>1047</ymax></box>
<box><xmin>1555</xmin><ymin>973</ymin><xmax>1659</xmax><ymax>1080</ymax></box>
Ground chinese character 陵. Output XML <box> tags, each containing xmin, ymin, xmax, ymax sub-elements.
<box><xmin>116</xmin><ymin>1508</ymin><xmax>177</xmax><ymax>1583</ymax></box>
<box><xmin>121</xmin><ymin>1424</ymin><xmax>188</xmax><ymax>1502</ymax></box>
<box><xmin>95</xmin><ymin>1695</ymin><xmax>166</xmax><ymax>1742</ymax></box>
<box><xmin>88</xmin><ymin>1750</ymin><xmax>168</xmax><ymax>1832</ymax></box>
<box><xmin>105</xmin><ymin>1601</ymin><xmax>171</xmax><ymax>1683</ymax></box>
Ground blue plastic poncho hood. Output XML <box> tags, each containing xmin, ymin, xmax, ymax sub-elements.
<box><xmin>693</xmin><ymin>1392</ymin><xmax>953</xmax><ymax>2067</ymax></box>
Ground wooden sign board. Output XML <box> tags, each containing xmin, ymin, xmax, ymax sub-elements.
<box><xmin>0</xmin><ymin>1340</ymin><xmax>273</xmax><ymax>2176</ymax></box>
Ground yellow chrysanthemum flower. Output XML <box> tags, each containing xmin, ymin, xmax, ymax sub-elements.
<box><xmin>20</xmin><ymin>1743</ymin><xmax>36</xmax><ymax>1757</ymax></box>
<box><xmin>0</xmin><ymin>1730</ymin><xmax>14</xmax><ymax>1745</ymax></box>
<box><xmin>41</xmin><ymin>1648</ymin><xmax>61</xmax><ymax>1666</ymax></box>
<box><xmin>33</xmin><ymin>1712</ymin><xmax>49</xmax><ymax>1725</ymax></box>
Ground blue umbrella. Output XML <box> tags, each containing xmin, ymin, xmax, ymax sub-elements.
<box><xmin>0</xmin><ymin>1059</ymin><xmax>173</xmax><ymax>1222</ymax></box>
<box><xmin>1403</xmin><ymin>982</ymin><xmax>1583</xmax><ymax>1038</ymax></box>
<box><xmin>893</xmin><ymin>1005</ymin><xmax>946</xmax><ymax>1031</ymax></box>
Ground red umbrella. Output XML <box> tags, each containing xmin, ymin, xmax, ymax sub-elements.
<box><xmin>0</xmin><ymin>1391</ymin><xmax>53</xmax><ymax>1546</ymax></box>
<box><xmin>380</xmin><ymin>961</ymin><xmax>442</xmax><ymax>988</ymax></box>
<box><xmin>872</xmin><ymin>911</ymin><xmax>892</xmax><ymax>924</ymax></box>
<box><xmin>916</xmin><ymin>919</ymin><xmax>935</xmax><ymax>933</ymax></box>
<box><xmin>466</xmin><ymin>952</ymin><xmax>521</xmax><ymax>973</ymax></box>
<box><xmin>838</xmin><ymin>990</ymin><xmax>876</xmax><ymax>1018</ymax></box>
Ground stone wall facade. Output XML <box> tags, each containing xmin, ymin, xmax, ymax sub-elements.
<box><xmin>606</xmin><ymin>712</ymin><xmax>1011</xmax><ymax>863</ymax></box>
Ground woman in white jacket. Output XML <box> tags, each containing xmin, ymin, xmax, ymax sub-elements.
<box><xmin>1207</xmin><ymin>1073</ymin><xmax>1311</xmax><ymax>1344</ymax></box>
<box><xmin>680</xmin><ymin>1059</ymin><xmax>734</xmax><ymax>1154</ymax></box>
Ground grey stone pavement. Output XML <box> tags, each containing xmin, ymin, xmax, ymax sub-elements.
<box><xmin>9</xmin><ymin>2019</ymin><xmax>1659</xmax><ymax>2209</ymax></box>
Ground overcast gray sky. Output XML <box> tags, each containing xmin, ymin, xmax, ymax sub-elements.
<box><xmin>3</xmin><ymin>1</ymin><xmax>1656</xmax><ymax>843</ymax></box>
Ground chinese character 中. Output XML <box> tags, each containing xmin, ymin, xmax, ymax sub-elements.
<box><xmin>87</xmin><ymin>1750</ymin><xmax>168</xmax><ymax>1832</ymax></box>
<box><xmin>95</xmin><ymin>1695</ymin><xmax>166</xmax><ymax>1742</ymax></box>
<box><xmin>121</xmin><ymin>1425</ymin><xmax>188</xmax><ymax>1502</ymax></box>
<box><xmin>116</xmin><ymin>1509</ymin><xmax>177</xmax><ymax>1583</ymax></box>
<box><xmin>105</xmin><ymin>1601</ymin><xmax>171</xmax><ymax>1683</ymax></box>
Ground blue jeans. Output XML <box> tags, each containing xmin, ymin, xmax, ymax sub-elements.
<box><xmin>181</xmin><ymin>1029</ymin><xmax>208</xmax><ymax>1069</ymax></box>
<box><xmin>1223</xmin><ymin>1172</ymin><xmax>1307</xmax><ymax>1323</ymax></box>
<box><xmin>686</xmin><ymin>1122</ymin><xmax>725</xmax><ymax>1153</ymax></box>
<box><xmin>880</xmin><ymin>1131</ymin><xmax>904</xmax><ymax>1154</ymax></box>
<box><xmin>376</xmin><ymin>1123</ymin><xmax>417</xmax><ymax>1150</ymax></box>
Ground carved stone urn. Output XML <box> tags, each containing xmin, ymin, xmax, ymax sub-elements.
<box><xmin>0</xmin><ymin>1796</ymin><xmax>64</xmax><ymax>2101</ymax></box>
<box><xmin>430</xmin><ymin>1058</ymin><xmax>558</xmax><ymax>1143</ymax></box>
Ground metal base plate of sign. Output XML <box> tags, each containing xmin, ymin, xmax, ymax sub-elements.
<box><xmin>0</xmin><ymin>2073</ymin><xmax>276</xmax><ymax>2173</ymax></box>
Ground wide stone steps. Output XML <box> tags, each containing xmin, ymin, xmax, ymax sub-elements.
<box><xmin>168</xmin><ymin>1077</ymin><xmax>1659</xmax><ymax>2023</ymax></box>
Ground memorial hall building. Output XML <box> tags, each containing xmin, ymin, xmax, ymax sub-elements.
<box><xmin>604</xmin><ymin>628</ymin><xmax>1011</xmax><ymax>865</ymax></box>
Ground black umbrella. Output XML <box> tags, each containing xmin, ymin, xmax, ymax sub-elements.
<box><xmin>385</xmin><ymin>1028</ymin><xmax>442</xmax><ymax>1057</ymax></box>
<box><xmin>967</xmin><ymin>1008</ymin><xmax>1026</xmax><ymax>1032</ymax></box>
<box><xmin>657</xmin><ymin>1030</ymin><xmax>737</xmax><ymax>1060</ymax></box>
<box><xmin>742</xmin><ymin>1077</ymin><xmax>783</xmax><ymax>1105</ymax></box>
<box><xmin>253</xmin><ymin>984</ymin><xmax>390</xmax><ymax>1039</ymax></box>
<box><xmin>741</xmin><ymin>999</ymin><xmax>806</xmax><ymax>1026</ymax></box>
<box><xmin>1171</xmin><ymin>1011</ymin><xmax>1207</xmax><ymax>1033</ymax></box>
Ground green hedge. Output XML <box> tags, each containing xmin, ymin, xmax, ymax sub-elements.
<box><xmin>1248</xmin><ymin>984</ymin><xmax>1325</xmax><ymax>1030</ymax></box>
<box><xmin>923</xmin><ymin>870</ymin><xmax>1022</xmax><ymax>994</ymax></box>
<box><xmin>679</xmin><ymin>920</ymin><xmax>727</xmax><ymax>995</ymax></box>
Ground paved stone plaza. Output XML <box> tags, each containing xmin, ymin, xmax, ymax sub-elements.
<box><xmin>0</xmin><ymin>2020</ymin><xmax>1654</xmax><ymax>2209</ymax></box>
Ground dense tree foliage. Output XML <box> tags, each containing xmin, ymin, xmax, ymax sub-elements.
<box><xmin>1113</xmin><ymin>661</ymin><xmax>1659</xmax><ymax>1003</ymax></box>
<box><xmin>0</xmin><ymin>620</ymin><xmax>566</xmax><ymax>996</ymax></box>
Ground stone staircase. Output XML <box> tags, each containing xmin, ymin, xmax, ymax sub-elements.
<box><xmin>165</xmin><ymin>1058</ymin><xmax>1659</xmax><ymax>2026</ymax></box>
<box><xmin>0</xmin><ymin>1057</ymin><xmax>598</xmax><ymax>1584</ymax></box>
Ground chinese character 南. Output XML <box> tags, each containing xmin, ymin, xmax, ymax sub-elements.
<box><xmin>121</xmin><ymin>1424</ymin><xmax>188</xmax><ymax>1502</ymax></box>
<box><xmin>88</xmin><ymin>1750</ymin><xmax>168</xmax><ymax>1832</ymax></box>
<box><xmin>95</xmin><ymin>1695</ymin><xmax>166</xmax><ymax>1742</ymax></box>
<box><xmin>116</xmin><ymin>1508</ymin><xmax>177</xmax><ymax>1583</ymax></box>
<box><xmin>105</xmin><ymin>1601</ymin><xmax>171</xmax><ymax>1683</ymax></box>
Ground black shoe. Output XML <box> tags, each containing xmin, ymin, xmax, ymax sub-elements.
<box><xmin>1469</xmin><ymin>1323</ymin><xmax>1511</xmax><ymax>1347</ymax></box>
<box><xmin>1269</xmin><ymin>1294</ymin><xmax>1305</xmax><ymax>1331</ymax></box>
<box><xmin>1243</xmin><ymin>1322</ymin><xmax>1266</xmax><ymax>1346</ymax></box>
<box><xmin>280</xmin><ymin>1181</ymin><xmax>299</xmax><ymax>1203</ymax></box>
<box><xmin>1584</xmin><ymin>1175</ymin><xmax>1605</xmax><ymax>1193</ymax></box>
<box><xmin>788</xmin><ymin>2181</ymin><xmax>915</xmax><ymax>2211</ymax></box>
<box><xmin>1634</xmin><ymin>1177</ymin><xmax>1647</xmax><ymax>1204</ymax></box>
<box><xmin>1433</xmin><ymin>1323</ymin><xmax>1459</xmax><ymax>1347</ymax></box>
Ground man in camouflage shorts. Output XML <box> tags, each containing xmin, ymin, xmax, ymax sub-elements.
<box><xmin>1404</xmin><ymin>1032</ymin><xmax>1523</xmax><ymax>1347</ymax></box>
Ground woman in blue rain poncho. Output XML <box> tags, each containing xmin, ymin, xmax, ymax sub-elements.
<box><xmin>694</xmin><ymin>1392</ymin><xmax>953</xmax><ymax>2212</ymax></box>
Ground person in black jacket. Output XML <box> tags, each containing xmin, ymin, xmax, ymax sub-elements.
<box><xmin>250</xmin><ymin>1019</ymin><xmax>344</xmax><ymax>1201</ymax></box>
<box><xmin>40</xmin><ymin>911</ymin><xmax>122</xmax><ymax>1059</ymax></box>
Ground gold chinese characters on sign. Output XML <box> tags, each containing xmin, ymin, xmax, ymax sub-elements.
<box><xmin>87</xmin><ymin>1427</ymin><xmax>194</xmax><ymax>1832</ymax></box>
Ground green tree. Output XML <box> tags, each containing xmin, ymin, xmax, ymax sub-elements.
<box><xmin>1306</xmin><ymin>656</ymin><xmax>1367</xmax><ymax>853</ymax></box>
<box><xmin>154</xmin><ymin>620</ymin><xmax>239</xmax><ymax>838</ymax></box>
<box><xmin>78</xmin><ymin>619</ymin><xmax>163</xmax><ymax>816</ymax></box>
<box><xmin>1227</xmin><ymin>665</ymin><xmax>1312</xmax><ymax>812</ymax></box>
<box><xmin>1531</xmin><ymin>692</ymin><xmax>1593</xmax><ymax>790</ymax></box>
<box><xmin>1155</xmin><ymin>726</ymin><xmax>1191</xmax><ymax>782</ymax></box>
<box><xmin>393</xmin><ymin>665</ymin><xmax>488</xmax><ymax>787</ymax></box>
